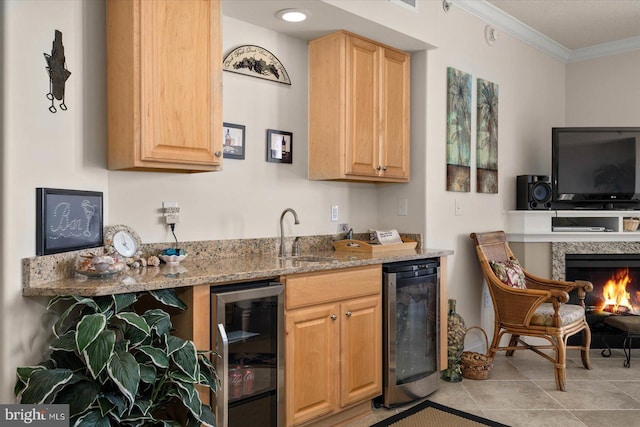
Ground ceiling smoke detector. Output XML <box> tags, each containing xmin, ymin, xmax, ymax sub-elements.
<box><xmin>276</xmin><ymin>9</ymin><xmax>311</xmax><ymax>23</ymax></box>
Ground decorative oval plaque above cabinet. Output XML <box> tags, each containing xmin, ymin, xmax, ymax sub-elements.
<box><xmin>308</xmin><ymin>31</ymin><xmax>410</xmax><ymax>183</ymax></box>
<box><xmin>107</xmin><ymin>0</ymin><xmax>223</xmax><ymax>173</ymax></box>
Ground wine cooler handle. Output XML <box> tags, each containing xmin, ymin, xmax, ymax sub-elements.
<box><xmin>217</xmin><ymin>323</ymin><xmax>229</xmax><ymax>427</ymax></box>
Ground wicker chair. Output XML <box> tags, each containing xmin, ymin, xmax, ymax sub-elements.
<box><xmin>470</xmin><ymin>231</ymin><xmax>593</xmax><ymax>391</ymax></box>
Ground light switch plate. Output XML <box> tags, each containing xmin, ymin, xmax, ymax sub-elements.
<box><xmin>331</xmin><ymin>205</ymin><xmax>339</xmax><ymax>222</ymax></box>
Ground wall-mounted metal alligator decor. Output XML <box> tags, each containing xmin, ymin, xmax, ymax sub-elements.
<box><xmin>44</xmin><ymin>30</ymin><xmax>71</xmax><ymax>113</ymax></box>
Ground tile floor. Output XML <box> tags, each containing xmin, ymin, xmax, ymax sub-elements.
<box><xmin>347</xmin><ymin>348</ymin><xmax>640</xmax><ymax>427</ymax></box>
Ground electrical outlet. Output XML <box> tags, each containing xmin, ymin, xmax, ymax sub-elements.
<box><xmin>163</xmin><ymin>201</ymin><xmax>180</xmax><ymax>225</ymax></box>
<box><xmin>331</xmin><ymin>205</ymin><xmax>339</xmax><ymax>222</ymax></box>
<box><xmin>454</xmin><ymin>199</ymin><xmax>462</xmax><ymax>216</ymax></box>
<box><xmin>339</xmin><ymin>223</ymin><xmax>350</xmax><ymax>233</ymax></box>
<box><xmin>398</xmin><ymin>198</ymin><xmax>408</xmax><ymax>216</ymax></box>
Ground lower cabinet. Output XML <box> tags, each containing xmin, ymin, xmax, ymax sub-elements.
<box><xmin>283</xmin><ymin>265</ymin><xmax>382</xmax><ymax>426</ymax></box>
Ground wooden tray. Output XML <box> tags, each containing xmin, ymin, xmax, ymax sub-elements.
<box><xmin>333</xmin><ymin>238</ymin><xmax>417</xmax><ymax>253</ymax></box>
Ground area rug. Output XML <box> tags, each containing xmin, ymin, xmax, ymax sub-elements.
<box><xmin>371</xmin><ymin>400</ymin><xmax>509</xmax><ymax>427</ymax></box>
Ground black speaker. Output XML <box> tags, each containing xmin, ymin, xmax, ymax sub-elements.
<box><xmin>517</xmin><ymin>175</ymin><xmax>552</xmax><ymax>210</ymax></box>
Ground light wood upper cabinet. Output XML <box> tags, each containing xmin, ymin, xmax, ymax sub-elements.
<box><xmin>107</xmin><ymin>0</ymin><xmax>223</xmax><ymax>172</ymax></box>
<box><xmin>309</xmin><ymin>31</ymin><xmax>410</xmax><ymax>182</ymax></box>
<box><xmin>284</xmin><ymin>265</ymin><xmax>382</xmax><ymax>426</ymax></box>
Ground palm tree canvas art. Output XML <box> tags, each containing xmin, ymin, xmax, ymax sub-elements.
<box><xmin>476</xmin><ymin>78</ymin><xmax>499</xmax><ymax>193</ymax></box>
<box><xmin>446</xmin><ymin>67</ymin><xmax>472</xmax><ymax>192</ymax></box>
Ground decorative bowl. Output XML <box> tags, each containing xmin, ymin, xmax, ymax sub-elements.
<box><xmin>159</xmin><ymin>254</ymin><xmax>188</xmax><ymax>266</ymax></box>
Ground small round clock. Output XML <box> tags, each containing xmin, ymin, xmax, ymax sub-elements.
<box><xmin>104</xmin><ymin>225</ymin><xmax>142</xmax><ymax>259</ymax></box>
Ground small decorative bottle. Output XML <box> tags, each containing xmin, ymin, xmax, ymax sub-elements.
<box><xmin>441</xmin><ymin>299</ymin><xmax>466</xmax><ymax>382</ymax></box>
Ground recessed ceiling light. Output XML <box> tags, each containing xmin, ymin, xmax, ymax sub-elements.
<box><xmin>276</xmin><ymin>8</ymin><xmax>311</xmax><ymax>23</ymax></box>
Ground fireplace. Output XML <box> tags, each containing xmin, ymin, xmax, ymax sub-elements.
<box><xmin>564</xmin><ymin>253</ymin><xmax>640</xmax><ymax>348</ymax></box>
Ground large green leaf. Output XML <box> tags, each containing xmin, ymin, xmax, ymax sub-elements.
<box><xmin>51</xmin><ymin>330</ymin><xmax>76</xmax><ymax>352</ymax></box>
<box><xmin>74</xmin><ymin>409</ymin><xmax>111</xmax><ymax>427</ymax></box>
<box><xmin>103</xmin><ymin>393</ymin><xmax>127</xmax><ymax>417</ymax></box>
<box><xmin>15</xmin><ymin>366</ymin><xmax>45</xmax><ymax>383</ymax></box>
<box><xmin>113</xmin><ymin>293</ymin><xmax>138</xmax><ymax>313</ymax></box>
<box><xmin>122</xmin><ymin>322</ymin><xmax>150</xmax><ymax>348</ymax></box>
<box><xmin>53</xmin><ymin>298</ymin><xmax>100</xmax><ymax>336</ymax></box>
<box><xmin>197</xmin><ymin>357</ymin><xmax>218</xmax><ymax>391</ymax></box>
<box><xmin>165</xmin><ymin>335</ymin><xmax>188</xmax><ymax>356</ymax></box>
<box><xmin>137</xmin><ymin>345</ymin><xmax>169</xmax><ymax>369</ymax></box>
<box><xmin>139</xmin><ymin>364</ymin><xmax>157</xmax><ymax>384</ymax></box>
<box><xmin>76</xmin><ymin>313</ymin><xmax>106</xmax><ymax>353</ymax></box>
<box><xmin>148</xmin><ymin>289</ymin><xmax>187</xmax><ymax>310</ymax></box>
<box><xmin>97</xmin><ymin>396</ymin><xmax>115</xmax><ymax>417</ymax></box>
<box><xmin>143</xmin><ymin>309</ymin><xmax>172</xmax><ymax>337</ymax></box>
<box><xmin>54</xmin><ymin>378</ymin><xmax>99</xmax><ymax>415</ymax></box>
<box><xmin>19</xmin><ymin>368</ymin><xmax>73</xmax><ymax>404</ymax></box>
<box><xmin>107</xmin><ymin>350</ymin><xmax>140</xmax><ymax>407</ymax></box>
<box><xmin>93</xmin><ymin>295</ymin><xmax>115</xmax><ymax>314</ymax></box>
<box><xmin>133</xmin><ymin>398</ymin><xmax>151</xmax><ymax>416</ymax></box>
<box><xmin>171</xmin><ymin>341</ymin><xmax>199</xmax><ymax>382</ymax></box>
<box><xmin>176</xmin><ymin>382</ymin><xmax>216</xmax><ymax>427</ymax></box>
<box><xmin>83</xmin><ymin>329</ymin><xmax>116</xmax><ymax>379</ymax></box>
<box><xmin>116</xmin><ymin>312</ymin><xmax>151</xmax><ymax>335</ymax></box>
<box><xmin>175</xmin><ymin>381</ymin><xmax>201</xmax><ymax>419</ymax></box>
<box><xmin>46</xmin><ymin>295</ymin><xmax>76</xmax><ymax>310</ymax></box>
<box><xmin>196</xmin><ymin>404</ymin><xmax>216</xmax><ymax>427</ymax></box>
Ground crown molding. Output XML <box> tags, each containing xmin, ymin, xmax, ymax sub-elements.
<box><xmin>453</xmin><ymin>0</ymin><xmax>640</xmax><ymax>63</ymax></box>
<box><xmin>568</xmin><ymin>36</ymin><xmax>640</xmax><ymax>63</ymax></box>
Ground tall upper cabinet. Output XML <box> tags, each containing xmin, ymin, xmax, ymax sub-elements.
<box><xmin>107</xmin><ymin>0</ymin><xmax>223</xmax><ymax>172</ymax></box>
<box><xmin>308</xmin><ymin>31</ymin><xmax>410</xmax><ymax>183</ymax></box>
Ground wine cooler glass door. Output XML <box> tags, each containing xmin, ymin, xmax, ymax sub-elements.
<box><xmin>213</xmin><ymin>282</ymin><xmax>284</xmax><ymax>427</ymax></box>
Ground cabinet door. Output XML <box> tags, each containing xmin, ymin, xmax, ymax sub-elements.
<box><xmin>380</xmin><ymin>48</ymin><xmax>410</xmax><ymax>180</ymax></box>
<box><xmin>107</xmin><ymin>0</ymin><xmax>222</xmax><ymax>172</ymax></box>
<box><xmin>286</xmin><ymin>303</ymin><xmax>339</xmax><ymax>426</ymax></box>
<box><xmin>340</xmin><ymin>295</ymin><xmax>382</xmax><ymax>407</ymax></box>
<box><xmin>345</xmin><ymin>35</ymin><xmax>380</xmax><ymax>177</ymax></box>
<box><xmin>140</xmin><ymin>0</ymin><xmax>221</xmax><ymax>167</ymax></box>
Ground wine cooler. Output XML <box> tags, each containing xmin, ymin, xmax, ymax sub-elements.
<box><xmin>211</xmin><ymin>280</ymin><xmax>284</xmax><ymax>427</ymax></box>
<box><xmin>378</xmin><ymin>258</ymin><xmax>440</xmax><ymax>407</ymax></box>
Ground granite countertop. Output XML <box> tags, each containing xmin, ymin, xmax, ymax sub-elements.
<box><xmin>22</xmin><ymin>234</ymin><xmax>453</xmax><ymax>297</ymax></box>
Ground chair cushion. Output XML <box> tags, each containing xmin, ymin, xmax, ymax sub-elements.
<box><xmin>530</xmin><ymin>303</ymin><xmax>585</xmax><ymax>326</ymax></box>
<box><xmin>489</xmin><ymin>259</ymin><xmax>527</xmax><ymax>289</ymax></box>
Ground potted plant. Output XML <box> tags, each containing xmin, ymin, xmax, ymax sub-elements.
<box><xmin>15</xmin><ymin>289</ymin><xmax>217</xmax><ymax>426</ymax></box>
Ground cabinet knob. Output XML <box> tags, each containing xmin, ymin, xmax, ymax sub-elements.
<box><xmin>376</xmin><ymin>165</ymin><xmax>382</xmax><ymax>171</ymax></box>
<box><xmin>215</xmin><ymin>151</ymin><xmax>222</xmax><ymax>157</ymax></box>
<box><xmin>345</xmin><ymin>311</ymin><xmax>352</xmax><ymax>317</ymax></box>
<box><xmin>382</xmin><ymin>166</ymin><xmax>388</xmax><ymax>171</ymax></box>
<box><xmin>330</xmin><ymin>314</ymin><xmax>337</xmax><ymax>320</ymax></box>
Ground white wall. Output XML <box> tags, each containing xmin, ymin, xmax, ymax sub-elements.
<box><xmin>2</xmin><ymin>0</ymin><xmax>109</xmax><ymax>403</ymax></box>
<box><xmin>424</xmin><ymin>5</ymin><xmax>566</xmax><ymax>333</ymax></box>
<box><xmin>566</xmin><ymin>50</ymin><xmax>640</xmax><ymax>126</ymax></box>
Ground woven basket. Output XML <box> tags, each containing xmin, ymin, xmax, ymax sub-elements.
<box><xmin>461</xmin><ymin>326</ymin><xmax>494</xmax><ymax>380</ymax></box>
<box><xmin>623</xmin><ymin>218</ymin><xmax>640</xmax><ymax>232</ymax></box>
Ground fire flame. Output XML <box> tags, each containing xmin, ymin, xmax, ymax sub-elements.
<box><xmin>600</xmin><ymin>268</ymin><xmax>634</xmax><ymax>314</ymax></box>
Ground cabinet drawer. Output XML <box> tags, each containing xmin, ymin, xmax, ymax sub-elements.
<box><xmin>285</xmin><ymin>265</ymin><xmax>381</xmax><ymax>309</ymax></box>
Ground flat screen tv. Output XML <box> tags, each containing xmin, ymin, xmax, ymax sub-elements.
<box><xmin>552</xmin><ymin>127</ymin><xmax>640</xmax><ymax>208</ymax></box>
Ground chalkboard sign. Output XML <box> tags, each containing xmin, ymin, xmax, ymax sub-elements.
<box><xmin>36</xmin><ymin>188</ymin><xmax>104</xmax><ymax>255</ymax></box>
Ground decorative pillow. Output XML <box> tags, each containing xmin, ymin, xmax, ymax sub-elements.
<box><xmin>489</xmin><ymin>259</ymin><xmax>527</xmax><ymax>289</ymax></box>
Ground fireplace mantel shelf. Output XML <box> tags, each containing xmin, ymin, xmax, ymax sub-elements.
<box><xmin>507</xmin><ymin>210</ymin><xmax>640</xmax><ymax>242</ymax></box>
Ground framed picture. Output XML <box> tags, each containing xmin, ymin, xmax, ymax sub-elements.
<box><xmin>266</xmin><ymin>129</ymin><xmax>293</xmax><ymax>164</ymax></box>
<box><xmin>223</xmin><ymin>122</ymin><xmax>246</xmax><ymax>160</ymax></box>
<box><xmin>36</xmin><ymin>188</ymin><xmax>104</xmax><ymax>255</ymax></box>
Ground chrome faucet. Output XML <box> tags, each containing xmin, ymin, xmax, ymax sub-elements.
<box><xmin>279</xmin><ymin>208</ymin><xmax>300</xmax><ymax>257</ymax></box>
